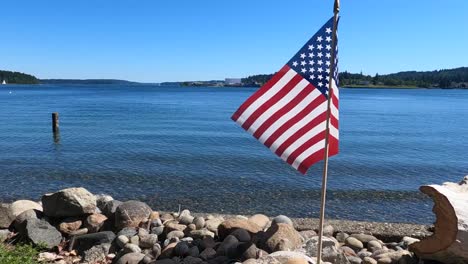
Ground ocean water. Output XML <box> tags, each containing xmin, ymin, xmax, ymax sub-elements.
<box><xmin>0</xmin><ymin>84</ymin><xmax>467</xmax><ymax>224</ymax></box>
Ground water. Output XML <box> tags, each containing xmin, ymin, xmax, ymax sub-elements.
<box><xmin>1</xmin><ymin>85</ymin><xmax>467</xmax><ymax>224</ymax></box>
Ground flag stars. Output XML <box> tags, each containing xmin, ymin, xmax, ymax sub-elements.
<box><xmin>317</xmin><ymin>68</ymin><xmax>323</xmax><ymax>73</ymax></box>
<box><xmin>301</xmin><ymin>61</ymin><xmax>306</xmax><ymax>66</ymax></box>
<box><xmin>318</xmin><ymin>75</ymin><xmax>323</xmax><ymax>80</ymax></box>
<box><xmin>308</xmin><ymin>44</ymin><xmax>314</xmax><ymax>50</ymax></box>
<box><xmin>317</xmin><ymin>60</ymin><xmax>323</xmax><ymax>65</ymax></box>
<box><xmin>310</xmin><ymin>75</ymin><xmax>316</xmax><ymax>80</ymax></box>
<box><xmin>326</xmin><ymin>36</ymin><xmax>332</xmax><ymax>42</ymax></box>
<box><xmin>292</xmin><ymin>61</ymin><xmax>298</xmax><ymax>67</ymax></box>
<box><xmin>326</xmin><ymin>68</ymin><xmax>331</xmax><ymax>73</ymax></box>
<box><xmin>301</xmin><ymin>68</ymin><xmax>307</xmax><ymax>73</ymax></box>
<box><xmin>308</xmin><ymin>60</ymin><xmax>315</xmax><ymax>66</ymax></box>
<box><xmin>326</xmin><ymin>27</ymin><xmax>332</xmax><ymax>34</ymax></box>
<box><xmin>317</xmin><ymin>52</ymin><xmax>323</xmax><ymax>58</ymax></box>
<box><xmin>317</xmin><ymin>36</ymin><xmax>323</xmax><ymax>42</ymax></box>
<box><xmin>326</xmin><ymin>45</ymin><xmax>331</xmax><ymax>51</ymax></box>
<box><xmin>317</xmin><ymin>44</ymin><xmax>323</xmax><ymax>50</ymax></box>
<box><xmin>300</xmin><ymin>53</ymin><xmax>306</xmax><ymax>59</ymax></box>
<box><xmin>309</xmin><ymin>68</ymin><xmax>315</xmax><ymax>73</ymax></box>
<box><xmin>318</xmin><ymin>82</ymin><xmax>323</xmax><ymax>87</ymax></box>
<box><xmin>326</xmin><ymin>53</ymin><xmax>331</xmax><ymax>59</ymax></box>
<box><xmin>308</xmin><ymin>53</ymin><xmax>314</xmax><ymax>58</ymax></box>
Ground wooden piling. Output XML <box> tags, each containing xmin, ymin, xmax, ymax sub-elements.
<box><xmin>52</xmin><ymin>112</ymin><xmax>59</xmax><ymax>133</ymax></box>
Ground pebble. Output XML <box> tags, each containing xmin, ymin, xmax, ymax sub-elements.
<box><xmin>116</xmin><ymin>235</ymin><xmax>129</xmax><ymax>248</ymax></box>
<box><xmin>130</xmin><ymin>235</ymin><xmax>139</xmax><ymax>245</ymax></box>
<box><xmin>363</xmin><ymin>256</ymin><xmax>378</xmax><ymax>264</ymax></box>
<box><xmin>167</xmin><ymin>230</ymin><xmax>185</xmax><ymax>240</ymax></box>
<box><xmin>151</xmin><ymin>225</ymin><xmax>164</xmax><ymax>235</ymax></box>
<box><xmin>351</xmin><ymin>233</ymin><xmax>378</xmax><ymax>243</ymax></box>
<box><xmin>123</xmin><ymin>243</ymin><xmax>141</xmax><ymax>254</ymax></box>
<box><xmin>345</xmin><ymin>236</ymin><xmax>364</xmax><ymax>250</ymax></box>
<box><xmin>347</xmin><ymin>256</ymin><xmax>363</xmax><ymax>264</ymax></box>
<box><xmin>335</xmin><ymin>232</ymin><xmax>349</xmax><ymax>243</ymax></box>
<box><xmin>323</xmin><ymin>225</ymin><xmax>334</xmax><ymax>237</ymax></box>
<box><xmin>367</xmin><ymin>240</ymin><xmax>383</xmax><ymax>250</ymax></box>
<box><xmin>272</xmin><ymin>215</ymin><xmax>293</xmax><ymax>226</ymax></box>
<box><xmin>179</xmin><ymin>215</ymin><xmax>194</xmax><ymax>225</ymax></box>
<box><xmin>193</xmin><ymin>216</ymin><xmax>205</xmax><ymax>229</ymax></box>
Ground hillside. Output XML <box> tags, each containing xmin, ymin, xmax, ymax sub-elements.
<box><xmin>0</xmin><ymin>70</ymin><xmax>40</xmax><ymax>84</ymax></box>
<box><xmin>243</xmin><ymin>67</ymin><xmax>468</xmax><ymax>88</ymax></box>
<box><xmin>40</xmin><ymin>79</ymin><xmax>139</xmax><ymax>85</ymax></box>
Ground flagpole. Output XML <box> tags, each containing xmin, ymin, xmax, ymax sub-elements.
<box><xmin>316</xmin><ymin>0</ymin><xmax>340</xmax><ymax>264</ymax></box>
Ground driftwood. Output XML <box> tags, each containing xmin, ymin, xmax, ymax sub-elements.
<box><xmin>410</xmin><ymin>176</ymin><xmax>468</xmax><ymax>264</ymax></box>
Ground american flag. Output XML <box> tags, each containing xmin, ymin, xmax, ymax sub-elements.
<box><xmin>232</xmin><ymin>17</ymin><xmax>339</xmax><ymax>174</ymax></box>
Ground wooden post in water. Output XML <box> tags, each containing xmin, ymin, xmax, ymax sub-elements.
<box><xmin>52</xmin><ymin>112</ymin><xmax>59</xmax><ymax>133</ymax></box>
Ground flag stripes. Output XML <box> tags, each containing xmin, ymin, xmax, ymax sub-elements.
<box><xmin>232</xmin><ymin>66</ymin><xmax>339</xmax><ymax>174</ymax></box>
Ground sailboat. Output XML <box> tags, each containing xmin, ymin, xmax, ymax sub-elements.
<box><xmin>1</xmin><ymin>80</ymin><xmax>6</xmax><ymax>85</ymax></box>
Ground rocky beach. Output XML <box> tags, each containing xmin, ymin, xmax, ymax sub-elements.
<box><xmin>1</xmin><ymin>177</ymin><xmax>467</xmax><ymax>264</ymax></box>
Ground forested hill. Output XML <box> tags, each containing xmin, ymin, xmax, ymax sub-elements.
<box><xmin>243</xmin><ymin>67</ymin><xmax>468</xmax><ymax>88</ymax></box>
<box><xmin>0</xmin><ymin>70</ymin><xmax>40</xmax><ymax>84</ymax></box>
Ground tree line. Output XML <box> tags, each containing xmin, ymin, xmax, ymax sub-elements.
<box><xmin>0</xmin><ymin>70</ymin><xmax>40</xmax><ymax>84</ymax></box>
<box><xmin>242</xmin><ymin>67</ymin><xmax>468</xmax><ymax>88</ymax></box>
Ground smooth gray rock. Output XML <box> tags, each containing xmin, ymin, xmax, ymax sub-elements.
<box><xmin>336</xmin><ymin>232</ymin><xmax>349</xmax><ymax>243</ymax></box>
<box><xmin>347</xmin><ymin>256</ymin><xmax>363</xmax><ymax>264</ymax></box>
<box><xmin>124</xmin><ymin>243</ymin><xmax>142</xmax><ymax>254</ymax></box>
<box><xmin>216</xmin><ymin>235</ymin><xmax>238</xmax><ymax>257</ymax></box>
<box><xmin>13</xmin><ymin>209</ymin><xmax>42</xmax><ymax>233</ymax></box>
<box><xmin>303</xmin><ymin>236</ymin><xmax>339</xmax><ymax>263</ymax></box>
<box><xmin>199</xmin><ymin>247</ymin><xmax>216</xmax><ymax>260</ymax></box>
<box><xmin>117</xmin><ymin>235</ymin><xmax>129</xmax><ymax>248</ymax></box>
<box><xmin>350</xmin><ymin>233</ymin><xmax>378</xmax><ymax>244</ymax></box>
<box><xmin>151</xmin><ymin>226</ymin><xmax>164</xmax><ymax>236</ymax></box>
<box><xmin>230</xmin><ymin>228</ymin><xmax>251</xmax><ymax>242</ymax></box>
<box><xmin>114</xmin><ymin>200</ymin><xmax>152</xmax><ymax>229</ymax></box>
<box><xmin>271</xmin><ymin>215</ymin><xmax>293</xmax><ymax>226</ymax></box>
<box><xmin>174</xmin><ymin>241</ymin><xmax>190</xmax><ymax>257</ymax></box>
<box><xmin>74</xmin><ymin>231</ymin><xmax>116</xmax><ymax>252</ymax></box>
<box><xmin>140</xmin><ymin>234</ymin><xmax>158</xmax><ymax>248</ymax></box>
<box><xmin>323</xmin><ymin>225</ymin><xmax>334</xmax><ymax>237</ymax></box>
<box><xmin>193</xmin><ymin>217</ymin><xmax>205</xmax><ymax>229</ymax></box>
<box><xmin>363</xmin><ymin>257</ymin><xmax>377</xmax><ymax>264</ymax></box>
<box><xmin>190</xmin><ymin>229</ymin><xmax>215</xmax><ymax>239</ymax></box>
<box><xmin>42</xmin><ymin>187</ymin><xmax>96</xmax><ymax>217</ymax></box>
<box><xmin>118</xmin><ymin>227</ymin><xmax>138</xmax><ymax>238</ymax></box>
<box><xmin>345</xmin><ymin>236</ymin><xmax>364</xmax><ymax>251</ymax></box>
<box><xmin>95</xmin><ymin>194</ymin><xmax>113</xmax><ymax>210</ymax></box>
<box><xmin>167</xmin><ymin>230</ymin><xmax>185</xmax><ymax>240</ymax></box>
<box><xmin>367</xmin><ymin>240</ymin><xmax>383</xmax><ymax>251</ymax></box>
<box><xmin>24</xmin><ymin>218</ymin><xmax>62</xmax><ymax>249</ymax></box>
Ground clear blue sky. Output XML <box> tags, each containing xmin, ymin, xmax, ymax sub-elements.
<box><xmin>1</xmin><ymin>0</ymin><xmax>467</xmax><ymax>82</ymax></box>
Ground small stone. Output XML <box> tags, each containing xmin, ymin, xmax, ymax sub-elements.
<box><xmin>58</xmin><ymin>218</ymin><xmax>82</xmax><ymax>235</ymax></box>
<box><xmin>95</xmin><ymin>195</ymin><xmax>113</xmax><ymax>210</ymax></box>
<box><xmin>358</xmin><ymin>249</ymin><xmax>372</xmax><ymax>259</ymax></box>
<box><xmin>165</xmin><ymin>221</ymin><xmax>187</xmax><ymax>232</ymax></box>
<box><xmin>216</xmin><ymin>235</ymin><xmax>239</xmax><ymax>257</ymax></box>
<box><xmin>152</xmin><ymin>243</ymin><xmax>162</xmax><ymax>259</ymax></box>
<box><xmin>13</xmin><ymin>209</ymin><xmax>42</xmax><ymax>233</ymax></box>
<box><xmin>198</xmin><ymin>236</ymin><xmax>216</xmax><ymax>251</ymax></box>
<box><xmin>101</xmin><ymin>200</ymin><xmax>122</xmax><ymax>218</ymax></box>
<box><xmin>336</xmin><ymin>232</ymin><xmax>349</xmax><ymax>243</ymax></box>
<box><xmin>299</xmin><ymin>230</ymin><xmax>317</xmax><ymax>240</ymax></box>
<box><xmin>402</xmin><ymin>236</ymin><xmax>420</xmax><ymax>247</ymax></box>
<box><xmin>240</xmin><ymin>243</ymin><xmax>258</xmax><ymax>260</ymax></box>
<box><xmin>116</xmin><ymin>235</ymin><xmax>129</xmax><ymax>248</ymax></box>
<box><xmin>350</xmin><ymin>234</ymin><xmax>378</xmax><ymax>244</ymax></box>
<box><xmin>271</xmin><ymin>215</ymin><xmax>293</xmax><ymax>227</ymax></box>
<box><xmin>376</xmin><ymin>257</ymin><xmax>392</xmax><ymax>264</ymax></box>
<box><xmin>205</xmin><ymin>218</ymin><xmax>223</xmax><ymax>233</ymax></box>
<box><xmin>347</xmin><ymin>256</ymin><xmax>363</xmax><ymax>264</ymax></box>
<box><xmin>341</xmin><ymin>246</ymin><xmax>357</xmax><ymax>257</ymax></box>
<box><xmin>85</xmin><ymin>213</ymin><xmax>108</xmax><ymax>233</ymax></box>
<box><xmin>124</xmin><ymin>243</ymin><xmax>142</xmax><ymax>253</ymax></box>
<box><xmin>193</xmin><ymin>217</ymin><xmax>205</xmax><ymax>229</ymax></box>
<box><xmin>160</xmin><ymin>213</ymin><xmax>174</xmax><ymax>222</ymax></box>
<box><xmin>230</xmin><ymin>228</ymin><xmax>251</xmax><ymax>242</ymax></box>
<box><xmin>323</xmin><ymin>225</ymin><xmax>334</xmax><ymax>237</ymax></box>
<box><xmin>149</xmin><ymin>211</ymin><xmax>160</xmax><ymax>220</ymax></box>
<box><xmin>218</xmin><ymin>218</ymin><xmax>262</xmax><ymax>240</ymax></box>
<box><xmin>118</xmin><ymin>227</ymin><xmax>138</xmax><ymax>238</ymax></box>
<box><xmin>130</xmin><ymin>235</ymin><xmax>140</xmax><ymax>245</ymax></box>
<box><xmin>81</xmin><ymin>243</ymin><xmax>110</xmax><ymax>264</ymax></box>
<box><xmin>174</xmin><ymin>241</ymin><xmax>190</xmax><ymax>257</ymax></box>
<box><xmin>190</xmin><ymin>229</ymin><xmax>215</xmax><ymax>239</ymax></box>
<box><xmin>38</xmin><ymin>252</ymin><xmax>58</xmax><ymax>262</ymax></box>
<box><xmin>167</xmin><ymin>230</ymin><xmax>185</xmax><ymax>240</ymax></box>
<box><xmin>179</xmin><ymin>215</ymin><xmax>194</xmax><ymax>225</ymax></box>
<box><xmin>160</xmin><ymin>242</ymin><xmax>177</xmax><ymax>258</ymax></box>
<box><xmin>9</xmin><ymin>200</ymin><xmax>42</xmax><ymax>219</ymax></box>
<box><xmin>188</xmin><ymin>245</ymin><xmax>200</xmax><ymax>257</ymax></box>
<box><xmin>363</xmin><ymin>256</ymin><xmax>378</xmax><ymax>264</ymax></box>
<box><xmin>199</xmin><ymin>247</ymin><xmax>216</xmax><ymax>260</ymax></box>
<box><xmin>140</xmin><ymin>255</ymin><xmax>153</xmax><ymax>264</ymax></box>
<box><xmin>140</xmin><ymin>234</ymin><xmax>158</xmax><ymax>248</ymax></box>
<box><xmin>367</xmin><ymin>240</ymin><xmax>383</xmax><ymax>251</ymax></box>
<box><xmin>345</xmin><ymin>236</ymin><xmax>364</xmax><ymax>251</ymax></box>
<box><xmin>115</xmin><ymin>252</ymin><xmax>145</xmax><ymax>264</ymax></box>
<box><xmin>69</xmin><ymin>228</ymin><xmax>88</xmax><ymax>236</ymax></box>
<box><xmin>151</xmin><ymin>225</ymin><xmax>164</xmax><ymax>235</ymax></box>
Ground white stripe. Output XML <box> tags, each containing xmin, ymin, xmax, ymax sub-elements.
<box><xmin>269</xmin><ymin>101</ymin><xmax>328</xmax><ymax>152</ymax></box>
<box><xmin>235</xmin><ymin>69</ymin><xmax>296</xmax><ymax>126</ymax></box>
<box><xmin>331</xmin><ymin>104</ymin><xmax>339</xmax><ymax>120</ymax></box>
<box><xmin>291</xmin><ymin>124</ymin><xmax>339</xmax><ymax>169</ymax></box>
<box><xmin>247</xmin><ymin>79</ymin><xmax>309</xmax><ymax>134</ymax></box>
<box><xmin>280</xmin><ymin>121</ymin><xmax>327</xmax><ymax>160</ymax></box>
<box><xmin>258</xmin><ymin>89</ymin><xmax>322</xmax><ymax>143</ymax></box>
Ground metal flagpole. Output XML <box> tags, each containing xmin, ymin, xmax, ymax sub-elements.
<box><xmin>316</xmin><ymin>0</ymin><xmax>340</xmax><ymax>263</ymax></box>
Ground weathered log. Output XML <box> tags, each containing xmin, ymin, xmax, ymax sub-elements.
<box><xmin>410</xmin><ymin>176</ymin><xmax>468</xmax><ymax>264</ymax></box>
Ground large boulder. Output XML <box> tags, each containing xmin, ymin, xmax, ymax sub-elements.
<box><xmin>262</xmin><ymin>223</ymin><xmax>303</xmax><ymax>253</ymax></box>
<box><xmin>115</xmin><ymin>200</ymin><xmax>152</xmax><ymax>229</ymax></box>
<box><xmin>218</xmin><ymin>218</ymin><xmax>262</xmax><ymax>240</ymax></box>
<box><xmin>303</xmin><ymin>236</ymin><xmax>340</xmax><ymax>263</ymax></box>
<box><xmin>24</xmin><ymin>219</ymin><xmax>62</xmax><ymax>249</ymax></box>
<box><xmin>42</xmin><ymin>187</ymin><xmax>96</xmax><ymax>217</ymax></box>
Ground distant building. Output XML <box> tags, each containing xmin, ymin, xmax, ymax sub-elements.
<box><xmin>225</xmin><ymin>78</ymin><xmax>242</xmax><ymax>85</ymax></box>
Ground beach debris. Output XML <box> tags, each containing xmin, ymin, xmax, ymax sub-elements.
<box><xmin>410</xmin><ymin>175</ymin><xmax>468</xmax><ymax>263</ymax></box>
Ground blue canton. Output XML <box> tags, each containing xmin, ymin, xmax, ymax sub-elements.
<box><xmin>286</xmin><ymin>17</ymin><xmax>339</xmax><ymax>97</ymax></box>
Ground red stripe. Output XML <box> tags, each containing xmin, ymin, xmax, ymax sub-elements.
<box><xmin>231</xmin><ymin>65</ymin><xmax>290</xmax><ymax>122</ymax></box>
<box><xmin>330</xmin><ymin>115</ymin><xmax>339</xmax><ymax>129</ymax></box>
<box><xmin>275</xmin><ymin>111</ymin><xmax>327</xmax><ymax>156</ymax></box>
<box><xmin>286</xmin><ymin>130</ymin><xmax>326</xmax><ymax>165</ymax></box>
<box><xmin>297</xmin><ymin>133</ymin><xmax>339</xmax><ymax>174</ymax></box>
<box><xmin>241</xmin><ymin>73</ymin><xmax>302</xmax><ymax>130</ymax></box>
<box><xmin>332</xmin><ymin>93</ymin><xmax>339</xmax><ymax>108</ymax></box>
<box><xmin>252</xmin><ymin>83</ymin><xmax>315</xmax><ymax>139</ymax></box>
<box><xmin>264</xmin><ymin>93</ymin><xmax>327</xmax><ymax>148</ymax></box>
